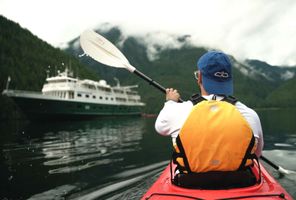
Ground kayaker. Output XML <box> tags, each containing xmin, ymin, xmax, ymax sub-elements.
<box><xmin>155</xmin><ymin>50</ymin><xmax>264</xmax><ymax>188</ymax></box>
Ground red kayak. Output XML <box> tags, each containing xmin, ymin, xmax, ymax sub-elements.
<box><xmin>142</xmin><ymin>162</ymin><xmax>293</xmax><ymax>200</ymax></box>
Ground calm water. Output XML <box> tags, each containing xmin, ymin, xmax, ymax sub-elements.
<box><xmin>0</xmin><ymin>109</ymin><xmax>296</xmax><ymax>199</ymax></box>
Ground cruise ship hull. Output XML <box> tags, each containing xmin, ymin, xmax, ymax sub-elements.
<box><xmin>9</xmin><ymin>94</ymin><xmax>143</xmax><ymax>120</ymax></box>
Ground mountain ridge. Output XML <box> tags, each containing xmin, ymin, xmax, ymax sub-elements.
<box><xmin>65</xmin><ymin>25</ymin><xmax>296</xmax><ymax>112</ymax></box>
<box><xmin>1</xmin><ymin>16</ymin><xmax>295</xmax><ymax>120</ymax></box>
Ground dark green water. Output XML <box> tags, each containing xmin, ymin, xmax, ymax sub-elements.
<box><xmin>0</xmin><ymin>109</ymin><xmax>295</xmax><ymax>199</ymax></box>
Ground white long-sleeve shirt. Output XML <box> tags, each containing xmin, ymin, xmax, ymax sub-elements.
<box><xmin>155</xmin><ymin>95</ymin><xmax>264</xmax><ymax>157</ymax></box>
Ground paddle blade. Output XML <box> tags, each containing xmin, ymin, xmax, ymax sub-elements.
<box><xmin>80</xmin><ymin>29</ymin><xmax>135</xmax><ymax>72</ymax></box>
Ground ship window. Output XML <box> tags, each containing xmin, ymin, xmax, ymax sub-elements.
<box><xmin>69</xmin><ymin>91</ymin><xmax>74</xmax><ymax>99</ymax></box>
<box><xmin>128</xmin><ymin>99</ymin><xmax>137</xmax><ymax>102</ymax></box>
<box><xmin>111</xmin><ymin>98</ymin><xmax>114</xmax><ymax>101</ymax></box>
<box><xmin>114</xmin><ymin>89</ymin><xmax>124</xmax><ymax>94</ymax></box>
<box><xmin>127</xmin><ymin>91</ymin><xmax>137</xmax><ymax>95</ymax></box>
<box><xmin>99</xmin><ymin>96</ymin><xmax>103</xmax><ymax>99</ymax></box>
<box><xmin>93</xmin><ymin>95</ymin><xmax>96</xmax><ymax>99</ymax></box>
<box><xmin>98</xmin><ymin>86</ymin><xmax>111</xmax><ymax>92</ymax></box>
<box><xmin>116</xmin><ymin>97</ymin><xmax>127</xmax><ymax>102</ymax></box>
<box><xmin>86</xmin><ymin>94</ymin><xmax>89</xmax><ymax>98</ymax></box>
<box><xmin>105</xmin><ymin>97</ymin><xmax>108</xmax><ymax>100</ymax></box>
<box><xmin>77</xmin><ymin>93</ymin><xmax>82</xmax><ymax>97</ymax></box>
<box><xmin>88</xmin><ymin>85</ymin><xmax>96</xmax><ymax>89</ymax></box>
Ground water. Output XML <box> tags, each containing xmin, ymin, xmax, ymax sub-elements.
<box><xmin>0</xmin><ymin>109</ymin><xmax>296</xmax><ymax>199</ymax></box>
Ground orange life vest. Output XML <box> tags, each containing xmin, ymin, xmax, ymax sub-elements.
<box><xmin>173</xmin><ymin>95</ymin><xmax>256</xmax><ymax>173</ymax></box>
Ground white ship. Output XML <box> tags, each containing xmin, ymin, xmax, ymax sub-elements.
<box><xmin>2</xmin><ymin>68</ymin><xmax>145</xmax><ymax>120</ymax></box>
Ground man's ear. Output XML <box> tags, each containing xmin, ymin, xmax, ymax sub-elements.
<box><xmin>198</xmin><ymin>72</ymin><xmax>202</xmax><ymax>84</ymax></box>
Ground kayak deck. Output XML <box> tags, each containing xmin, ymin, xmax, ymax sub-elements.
<box><xmin>142</xmin><ymin>162</ymin><xmax>292</xmax><ymax>200</ymax></box>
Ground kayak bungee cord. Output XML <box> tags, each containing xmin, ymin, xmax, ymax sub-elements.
<box><xmin>145</xmin><ymin>192</ymin><xmax>287</xmax><ymax>200</ymax></box>
<box><xmin>144</xmin><ymin>193</ymin><xmax>204</xmax><ymax>200</ymax></box>
<box><xmin>217</xmin><ymin>192</ymin><xmax>287</xmax><ymax>200</ymax></box>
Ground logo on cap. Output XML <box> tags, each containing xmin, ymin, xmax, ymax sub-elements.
<box><xmin>214</xmin><ymin>71</ymin><xmax>229</xmax><ymax>78</ymax></box>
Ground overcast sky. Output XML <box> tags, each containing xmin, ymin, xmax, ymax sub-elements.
<box><xmin>1</xmin><ymin>0</ymin><xmax>296</xmax><ymax>66</ymax></box>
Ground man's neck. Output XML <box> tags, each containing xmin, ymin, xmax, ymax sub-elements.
<box><xmin>200</xmin><ymin>84</ymin><xmax>209</xmax><ymax>96</ymax></box>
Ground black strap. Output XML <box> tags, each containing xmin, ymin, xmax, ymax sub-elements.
<box><xmin>190</xmin><ymin>93</ymin><xmax>238</xmax><ymax>106</ymax></box>
<box><xmin>190</xmin><ymin>93</ymin><xmax>206</xmax><ymax>105</ymax></box>
<box><xmin>255</xmin><ymin>155</ymin><xmax>262</xmax><ymax>184</ymax></box>
<box><xmin>169</xmin><ymin>157</ymin><xmax>174</xmax><ymax>183</ymax></box>
<box><xmin>238</xmin><ymin>134</ymin><xmax>256</xmax><ymax>170</ymax></box>
<box><xmin>175</xmin><ymin>136</ymin><xmax>192</xmax><ymax>173</ymax></box>
<box><xmin>221</xmin><ymin>95</ymin><xmax>238</xmax><ymax>105</ymax></box>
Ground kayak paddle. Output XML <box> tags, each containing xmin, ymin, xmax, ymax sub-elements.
<box><xmin>80</xmin><ymin>29</ymin><xmax>184</xmax><ymax>100</ymax></box>
<box><xmin>79</xmin><ymin>29</ymin><xmax>294</xmax><ymax>175</ymax></box>
<box><xmin>260</xmin><ymin>155</ymin><xmax>296</xmax><ymax>175</ymax></box>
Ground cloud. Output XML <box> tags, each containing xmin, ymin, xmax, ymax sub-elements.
<box><xmin>0</xmin><ymin>0</ymin><xmax>296</xmax><ymax>66</ymax></box>
<box><xmin>135</xmin><ymin>32</ymin><xmax>190</xmax><ymax>61</ymax></box>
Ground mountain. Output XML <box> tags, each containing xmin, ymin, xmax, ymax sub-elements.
<box><xmin>0</xmin><ymin>15</ymin><xmax>98</xmax><ymax>120</ymax></box>
<box><xmin>64</xmin><ymin>25</ymin><xmax>296</xmax><ymax>112</ymax></box>
<box><xmin>244</xmin><ymin>59</ymin><xmax>296</xmax><ymax>82</ymax></box>
<box><xmin>1</xmin><ymin>15</ymin><xmax>295</xmax><ymax>120</ymax></box>
<box><xmin>265</xmin><ymin>77</ymin><xmax>296</xmax><ymax>107</ymax></box>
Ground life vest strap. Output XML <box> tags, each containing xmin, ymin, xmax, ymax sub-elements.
<box><xmin>190</xmin><ymin>93</ymin><xmax>238</xmax><ymax>106</ymax></box>
<box><xmin>251</xmin><ymin>154</ymin><xmax>262</xmax><ymax>184</ymax></box>
<box><xmin>189</xmin><ymin>93</ymin><xmax>206</xmax><ymax>105</ymax></box>
<box><xmin>221</xmin><ymin>95</ymin><xmax>238</xmax><ymax>105</ymax></box>
<box><xmin>238</xmin><ymin>134</ymin><xmax>256</xmax><ymax>170</ymax></box>
<box><xmin>175</xmin><ymin>136</ymin><xmax>191</xmax><ymax>173</ymax></box>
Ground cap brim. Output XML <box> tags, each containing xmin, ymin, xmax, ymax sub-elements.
<box><xmin>202</xmin><ymin>75</ymin><xmax>233</xmax><ymax>95</ymax></box>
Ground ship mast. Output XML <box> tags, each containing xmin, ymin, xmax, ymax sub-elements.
<box><xmin>6</xmin><ymin>76</ymin><xmax>11</xmax><ymax>90</ymax></box>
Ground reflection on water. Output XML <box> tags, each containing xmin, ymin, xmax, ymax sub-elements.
<box><xmin>1</xmin><ymin>108</ymin><xmax>296</xmax><ymax>199</ymax></box>
<box><xmin>0</xmin><ymin>117</ymin><xmax>171</xmax><ymax>199</ymax></box>
<box><xmin>70</xmin><ymin>161</ymin><xmax>168</xmax><ymax>200</ymax></box>
<box><xmin>259</xmin><ymin>108</ymin><xmax>296</xmax><ymax>150</ymax></box>
<box><xmin>258</xmin><ymin>108</ymin><xmax>296</xmax><ymax>198</ymax></box>
<box><xmin>41</xmin><ymin>120</ymin><xmax>144</xmax><ymax>174</ymax></box>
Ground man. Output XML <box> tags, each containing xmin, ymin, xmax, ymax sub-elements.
<box><xmin>155</xmin><ymin>51</ymin><xmax>263</xmax><ymax>185</ymax></box>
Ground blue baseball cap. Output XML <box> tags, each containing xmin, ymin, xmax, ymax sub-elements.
<box><xmin>197</xmin><ymin>51</ymin><xmax>233</xmax><ymax>95</ymax></box>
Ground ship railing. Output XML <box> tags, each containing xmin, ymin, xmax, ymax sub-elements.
<box><xmin>43</xmin><ymin>82</ymin><xmax>77</xmax><ymax>89</ymax></box>
<box><xmin>2</xmin><ymin>89</ymin><xmax>56</xmax><ymax>100</ymax></box>
<box><xmin>2</xmin><ymin>89</ymin><xmax>43</xmax><ymax>95</ymax></box>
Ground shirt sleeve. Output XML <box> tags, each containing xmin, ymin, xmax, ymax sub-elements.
<box><xmin>155</xmin><ymin>100</ymin><xmax>193</xmax><ymax>138</ymax></box>
<box><xmin>249</xmin><ymin>109</ymin><xmax>264</xmax><ymax>157</ymax></box>
<box><xmin>236</xmin><ymin>102</ymin><xmax>264</xmax><ymax>157</ymax></box>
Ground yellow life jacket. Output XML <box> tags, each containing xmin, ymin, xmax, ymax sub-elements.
<box><xmin>173</xmin><ymin>95</ymin><xmax>256</xmax><ymax>174</ymax></box>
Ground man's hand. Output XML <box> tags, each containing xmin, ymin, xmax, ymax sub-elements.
<box><xmin>166</xmin><ymin>88</ymin><xmax>180</xmax><ymax>102</ymax></box>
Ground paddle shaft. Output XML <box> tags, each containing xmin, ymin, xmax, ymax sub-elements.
<box><xmin>260</xmin><ymin>155</ymin><xmax>279</xmax><ymax>170</ymax></box>
<box><xmin>133</xmin><ymin>69</ymin><xmax>184</xmax><ymax>102</ymax></box>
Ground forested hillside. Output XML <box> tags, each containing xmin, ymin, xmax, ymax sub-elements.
<box><xmin>0</xmin><ymin>15</ymin><xmax>98</xmax><ymax>120</ymax></box>
<box><xmin>65</xmin><ymin>26</ymin><xmax>296</xmax><ymax>112</ymax></box>
<box><xmin>1</xmin><ymin>15</ymin><xmax>295</xmax><ymax>120</ymax></box>
<box><xmin>265</xmin><ymin>77</ymin><xmax>296</xmax><ymax>107</ymax></box>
